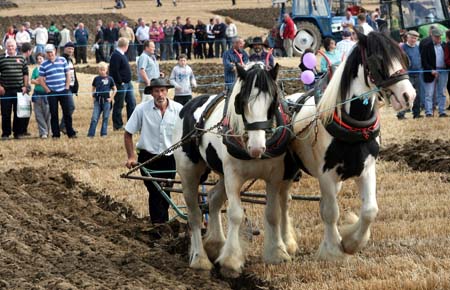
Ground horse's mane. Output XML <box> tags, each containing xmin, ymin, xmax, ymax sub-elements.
<box><xmin>317</xmin><ymin>32</ymin><xmax>406</xmax><ymax>123</ymax></box>
<box><xmin>227</xmin><ymin>62</ymin><xmax>278</xmax><ymax>135</ymax></box>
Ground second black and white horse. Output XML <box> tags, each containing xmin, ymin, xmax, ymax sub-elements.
<box><xmin>284</xmin><ymin>31</ymin><xmax>416</xmax><ymax>260</ymax></box>
<box><xmin>174</xmin><ymin>62</ymin><xmax>297</xmax><ymax>276</ymax></box>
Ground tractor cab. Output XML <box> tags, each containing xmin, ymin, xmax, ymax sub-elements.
<box><xmin>381</xmin><ymin>0</ymin><xmax>450</xmax><ymax>40</ymax></box>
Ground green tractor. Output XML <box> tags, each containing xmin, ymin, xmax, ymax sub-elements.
<box><xmin>381</xmin><ymin>0</ymin><xmax>450</xmax><ymax>40</ymax></box>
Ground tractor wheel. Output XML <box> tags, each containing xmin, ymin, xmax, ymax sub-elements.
<box><xmin>293</xmin><ymin>21</ymin><xmax>322</xmax><ymax>56</ymax></box>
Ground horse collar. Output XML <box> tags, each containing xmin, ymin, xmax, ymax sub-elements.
<box><xmin>223</xmin><ymin>104</ymin><xmax>292</xmax><ymax>160</ymax></box>
<box><xmin>325</xmin><ymin>109</ymin><xmax>380</xmax><ymax>143</ymax></box>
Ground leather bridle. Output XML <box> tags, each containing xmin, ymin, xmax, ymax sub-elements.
<box><xmin>361</xmin><ymin>47</ymin><xmax>410</xmax><ymax>106</ymax></box>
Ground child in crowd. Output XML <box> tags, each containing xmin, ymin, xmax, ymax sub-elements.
<box><xmin>169</xmin><ymin>54</ymin><xmax>197</xmax><ymax>105</ymax></box>
<box><xmin>31</xmin><ymin>53</ymin><xmax>51</xmax><ymax>139</ymax></box>
<box><xmin>87</xmin><ymin>62</ymin><xmax>117</xmax><ymax>137</ymax></box>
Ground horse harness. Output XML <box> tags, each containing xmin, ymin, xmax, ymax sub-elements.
<box><xmin>318</xmin><ymin>47</ymin><xmax>409</xmax><ymax>143</ymax></box>
<box><xmin>195</xmin><ymin>92</ymin><xmax>292</xmax><ymax>160</ymax></box>
<box><xmin>362</xmin><ymin>46</ymin><xmax>410</xmax><ymax>108</ymax></box>
<box><xmin>286</xmin><ymin>79</ymin><xmax>380</xmax><ymax>144</ymax></box>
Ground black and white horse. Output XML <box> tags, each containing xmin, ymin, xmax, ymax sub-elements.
<box><xmin>284</xmin><ymin>32</ymin><xmax>416</xmax><ymax>260</ymax></box>
<box><xmin>173</xmin><ymin>62</ymin><xmax>296</xmax><ymax>276</ymax></box>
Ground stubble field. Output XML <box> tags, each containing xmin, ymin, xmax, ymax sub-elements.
<box><xmin>0</xmin><ymin>1</ymin><xmax>449</xmax><ymax>289</ymax></box>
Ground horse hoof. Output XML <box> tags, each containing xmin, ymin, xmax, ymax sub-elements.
<box><xmin>220</xmin><ymin>265</ymin><xmax>242</xmax><ymax>278</ymax></box>
<box><xmin>264</xmin><ymin>247</ymin><xmax>291</xmax><ymax>264</ymax></box>
<box><xmin>203</xmin><ymin>239</ymin><xmax>225</xmax><ymax>262</ymax></box>
<box><xmin>341</xmin><ymin>230</ymin><xmax>370</xmax><ymax>255</ymax></box>
<box><xmin>340</xmin><ymin>213</ymin><xmax>370</xmax><ymax>254</ymax></box>
<box><xmin>217</xmin><ymin>256</ymin><xmax>243</xmax><ymax>278</ymax></box>
<box><xmin>190</xmin><ymin>254</ymin><xmax>213</xmax><ymax>271</ymax></box>
<box><xmin>316</xmin><ymin>242</ymin><xmax>348</xmax><ymax>261</ymax></box>
<box><xmin>285</xmin><ymin>239</ymin><xmax>299</xmax><ymax>256</ymax></box>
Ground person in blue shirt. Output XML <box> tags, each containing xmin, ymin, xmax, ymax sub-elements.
<box><xmin>38</xmin><ymin>44</ymin><xmax>76</xmax><ymax>138</ymax></box>
<box><xmin>74</xmin><ymin>23</ymin><xmax>89</xmax><ymax>64</ymax></box>
<box><xmin>88</xmin><ymin>62</ymin><xmax>117</xmax><ymax>137</ymax></box>
<box><xmin>222</xmin><ymin>37</ymin><xmax>249</xmax><ymax>92</ymax></box>
<box><xmin>398</xmin><ymin>30</ymin><xmax>423</xmax><ymax>119</ymax></box>
<box><xmin>319</xmin><ymin>37</ymin><xmax>342</xmax><ymax>76</ymax></box>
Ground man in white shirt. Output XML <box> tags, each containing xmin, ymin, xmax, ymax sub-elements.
<box><xmin>124</xmin><ymin>78</ymin><xmax>183</xmax><ymax>224</ymax></box>
<box><xmin>206</xmin><ymin>18</ymin><xmax>215</xmax><ymax>58</ymax></box>
<box><xmin>15</xmin><ymin>24</ymin><xmax>31</xmax><ymax>51</ymax></box>
<box><xmin>341</xmin><ymin>10</ymin><xmax>355</xmax><ymax>31</ymax></box>
<box><xmin>34</xmin><ymin>21</ymin><xmax>48</xmax><ymax>54</ymax></box>
<box><xmin>137</xmin><ymin>40</ymin><xmax>163</xmax><ymax>102</ymax></box>
<box><xmin>59</xmin><ymin>24</ymin><xmax>71</xmax><ymax>55</ymax></box>
<box><xmin>336</xmin><ymin>30</ymin><xmax>356</xmax><ymax>59</ymax></box>
<box><xmin>357</xmin><ymin>13</ymin><xmax>373</xmax><ymax>35</ymax></box>
<box><xmin>135</xmin><ymin>18</ymin><xmax>150</xmax><ymax>56</ymax></box>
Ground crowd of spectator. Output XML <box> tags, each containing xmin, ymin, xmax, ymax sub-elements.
<box><xmin>2</xmin><ymin>8</ymin><xmax>450</xmax><ymax>142</ymax></box>
<box><xmin>299</xmin><ymin>9</ymin><xmax>450</xmax><ymax>119</ymax></box>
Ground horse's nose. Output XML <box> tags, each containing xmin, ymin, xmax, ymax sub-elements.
<box><xmin>403</xmin><ymin>92</ymin><xmax>414</xmax><ymax>108</ymax></box>
<box><xmin>248</xmin><ymin>146</ymin><xmax>266</xmax><ymax>158</ymax></box>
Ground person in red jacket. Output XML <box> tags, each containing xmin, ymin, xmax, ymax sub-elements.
<box><xmin>282</xmin><ymin>13</ymin><xmax>296</xmax><ymax>57</ymax></box>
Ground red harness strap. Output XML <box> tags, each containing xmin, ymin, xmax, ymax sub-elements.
<box><xmin>333</xmin><ymin>110</ymin><xmax>380</xmax><ymax>140</ymax></box>
<box><xmin>265</xmin><ymin>48</ymin><xmax>273</xmax><ymax>68</ymax></box>
<box><xmin>234</xmin><ymin>49</ymin><xmax>244</xmax><ymax>65</ymax></box>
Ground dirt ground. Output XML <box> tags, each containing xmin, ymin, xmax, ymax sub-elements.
<box><xmin>380</xmin><ymin>139</ymin><xmax>450</xmax><ymax>175</ymax></box>
<box><xmin>0</xmin><ymin>167</ymin><xmax>272</xmax><ymax>289</ymax></box>
<box><xmin>0</xmin><ymin>1</ymin><xmax>449</xmax><ymax>289</ymax></box>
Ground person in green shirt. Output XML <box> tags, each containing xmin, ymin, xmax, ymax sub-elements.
<box><xmin>31</xmin><ymin>53</ymin><xmax>51</xmax><ymax>139</ymax></box>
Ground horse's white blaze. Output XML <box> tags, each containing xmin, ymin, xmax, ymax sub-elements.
<box><xmin>245</xmin><ymin>87</ymin><xmax>272</xmax><ymax>158</ymax></box>
<box><xmin>386</xmin><ymin>59</ymin><xmax>416</xmax><ymax>111</ymax></box>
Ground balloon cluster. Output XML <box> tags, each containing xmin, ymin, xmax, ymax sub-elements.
<box><xmin>300</xmin><ymin>52</ymin><xmax>316</xmax><ymax>85</ymax></box>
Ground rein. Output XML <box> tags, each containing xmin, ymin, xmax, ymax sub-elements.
<box><xmin>362</xmin><ymin>46</ymin><xmax>409</xmax><ymax>90</ymax></box>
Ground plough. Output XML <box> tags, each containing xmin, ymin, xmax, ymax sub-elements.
<box><xmin>120</xmin><ymin>170</ymin><xmax>320</xmax><ymax>221</ymax></box>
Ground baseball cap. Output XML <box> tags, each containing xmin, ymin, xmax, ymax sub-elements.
<box><xmin>45</xmin><ymin>44</ymin><xmax>55</xmax><ymax>52</ymax></box>
<box><xmin>431</xmin><ymin>28</ymin><xmax>442</xmax><ymax>37</ymax></box>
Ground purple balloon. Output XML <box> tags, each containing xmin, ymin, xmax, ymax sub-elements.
<box><xmin>303</xmin><ymin>52</ymin><xmax>317</xmax><ymax>70</ymax></box>
<box><xmin>301</xmin><ymin>70</ymin><xmax>315</xmax><ymax>85</ymax></box>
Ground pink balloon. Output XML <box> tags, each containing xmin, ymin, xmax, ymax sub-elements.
<box><xmin>303</xmin><ymin>52</ymin><xmax>317</xmax><ymax>70</ymax></box>
<box><xmin>301</xmin><ymin>70</ymin><xmax>315</xmax><ymax>85</ymax></box>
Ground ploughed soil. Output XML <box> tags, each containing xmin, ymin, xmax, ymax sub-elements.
<box><xmin>214</xmin><ymin>7</ymin><xmax>283</xmax><ymax>30</ymax></box>
<box><xmin>0</xmin><ymin>167</ymin><xmax>273</xmax><ymax>289</ymax></box>
<box><xmin>77</xmin><ymin>62</ymin><xmax>304</xmax><ymax>95</ymax></box>
<box><xmin>380</xmin><ymin>139</ymin><xmax>450</xmax><ymax>179</ymax></box>
<box><xmin>0</xmin><ymin>0</ymin><xmax>17</xmax><ymax>9</ymax></box>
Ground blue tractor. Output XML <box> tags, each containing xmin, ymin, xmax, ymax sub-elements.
<box><xmin>275</xmin><ymin>0</ymin><xmax>359</xmax><ymax>54</ymax></box>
